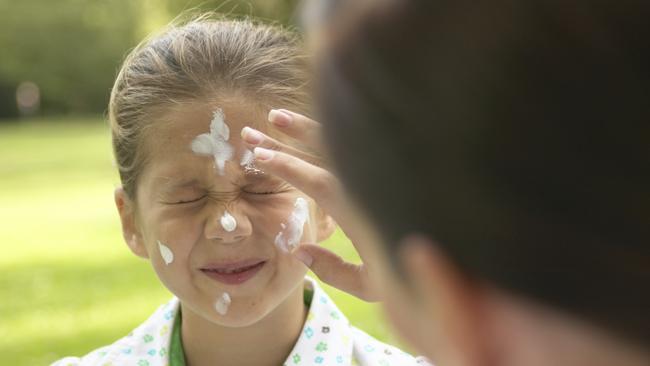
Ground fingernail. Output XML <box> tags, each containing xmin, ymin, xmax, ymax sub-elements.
<box><xmin>268</xmin><ymin>109</ymin><xmax>292</xmax><ymax>127</ymax></box>
<box><xmin>241</xmin><ymin>126</ymin><xmax>264</xmax><ymax>145</ymax></box>
<box><xmin>294</xmin><ymin>250</ymin><xmax>313</xmax><ymax>267</ymax></box>
<box><xmin>253</xmin><ymin>147</ymin><xmax>274</xmax><ymax>161</ymax></box>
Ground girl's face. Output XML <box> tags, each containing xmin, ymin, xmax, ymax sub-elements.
<box><xmin>116</xmin><ymin>99</ymin><xmax>331</xmax><ymax>327</ymax></box>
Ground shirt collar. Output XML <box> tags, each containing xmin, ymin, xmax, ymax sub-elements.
<box><xmin>104</xmin><ymin>277</ymin><xmax>354</xmax><ymax>365</ymax></box>
<box><xmin>283</xmin><ymin>277</ymin><xmax>355</xmax><ymax>365</ymax></box>
<box><xmin>106</xmin><ymin>298</ymin><xmax>178</xmax><ymax>365</ymax></box>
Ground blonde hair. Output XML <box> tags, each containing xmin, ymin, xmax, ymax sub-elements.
<box><xmin>109</xmin><ymin>15</ymin><xmax>309</xmax><ymax>198</ymax></box>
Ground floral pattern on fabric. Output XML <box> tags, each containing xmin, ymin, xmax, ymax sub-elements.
<box><xmin>51</xmin><ymin>278</ymin><xmax>432</xmax><ymax>366</ymax></box>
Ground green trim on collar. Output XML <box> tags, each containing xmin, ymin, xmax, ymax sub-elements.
<box><xmin>169</xmin><ymin>309</ymin><xmax>186</xmax><ymax>366</ymax></box>
<box><xmin>303</xmin><ymin>285</ymin><xmax>314</xmax><ymax>307</ymax></box>
<box><xmin>169</xmin><ymin>285</ymin><xmax>313</xmax><ymax>366</ymax></box>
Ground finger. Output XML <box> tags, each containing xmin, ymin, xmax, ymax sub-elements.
<box><xmin>253</xmin><ymin>147</ymin><xmax>383</xmax><ymax>271</ymax></box>
<box><xmin>294</xmin><ymin>244</ymin><xmax>380</xmax><ymax>302</ymax></box>
<box><xmin>253</xmin><ymin>146</ymin><xmax>376</xmax><ymax>258</ymax></box>
<box><xmin>268</xmin><ymin>109</ymin><xmax>324</xmax><ymax>152</ymax></box>
<box><xmin>253</xmin><ymin>147</ymin><xmax>342</xmax><ymax>215</ymax></box>
<box><xmin>241</xmin><ymin>126</ymin><xmax>326</xmax><ymax>168</ymax></box>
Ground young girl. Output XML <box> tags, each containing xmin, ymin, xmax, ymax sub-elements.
<box><xmin>52</xmin><ymin>16</ymin><xmax>424</xmax><ymax>366</ymax></box>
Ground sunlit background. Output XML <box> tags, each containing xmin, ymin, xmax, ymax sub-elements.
<box><xmin>0</xmin><ymin>1</ymin><xmax>401</xmax><ymax>364</ymax></box>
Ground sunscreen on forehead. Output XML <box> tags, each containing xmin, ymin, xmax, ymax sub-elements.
<box><xmin>191</xmin><ymin>108</ymin><xmax>234</xmax><ymax>175</ymax></box>
<box><xmin>240</xmin><ymin>148</ymin><xmax>254</xmax><ymax>167</ymax></box>
<box><xmin>240</xmin><ymin>148</ymin><xmax>263</xmax><ymax>175</ymax></box>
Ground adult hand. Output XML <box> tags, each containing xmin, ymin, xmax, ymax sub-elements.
<box><xmin>241</xmin><ymin>109</ymin><xmax>382</xmax><ymax>302</ymax></box>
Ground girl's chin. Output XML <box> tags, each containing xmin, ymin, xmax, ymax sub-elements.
<box><xmin>175</xmin><ymin>267</ymin><xmax>308</xmax><ymax>326</ymax></box>
<box><xmin>207</xmin><ymin>301</ymin><xmax>273</xmax><ymax>328</ymax></box>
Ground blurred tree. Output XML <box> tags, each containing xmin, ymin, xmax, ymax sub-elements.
<box><xmin>0</xmin><ymin>0</ymin><xmax>299</xmax><ymax>118</ymax></box>
<box><xmin>164</xmin><ymin>0</ymin><xmax>301</xmax><ymax>25</ymax></box>
<box><xmin>0</xmin><ymin>80</ymin><xmax>19</xmax><ymax>119</ymax></box>
<box><xmin>0</xmin><ymin>0</ymin><xmax>141</xmax><ymax>115</ymax></box>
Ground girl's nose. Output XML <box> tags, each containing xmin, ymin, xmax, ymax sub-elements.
<box><xmin>205</xmin><ymin>208</ymin><xmax>252</xmax><ymax>243</ymax></box>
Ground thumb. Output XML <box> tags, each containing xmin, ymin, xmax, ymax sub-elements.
<box><xmin>293</xmin><ymin>244</ymin><xmax>379</xmax><ymax>302</ymax></box>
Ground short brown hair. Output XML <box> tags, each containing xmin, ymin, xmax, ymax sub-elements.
<box><xmin>109</xmin><ymin>14</ymin><xmax>309</xmax><ymax>198</ymax></box>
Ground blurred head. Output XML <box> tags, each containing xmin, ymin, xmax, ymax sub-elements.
<box><xmin>109</xmin><ymin>16</ymin><xmax>334</xmax><ymax>327</ymax></box>
<box><xmin>318</xmin><ymin>0</ymin><xmax>650</xmax><ymax>364</ymax></box>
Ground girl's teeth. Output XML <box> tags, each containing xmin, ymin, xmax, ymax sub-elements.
<box><xmin>211</xmin><ymin>264</ymin><xmax>257</xmax><ymax>274</ymax></box>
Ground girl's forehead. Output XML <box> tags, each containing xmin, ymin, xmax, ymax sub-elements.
<box><xmin>139</xmin><ymin>99</ymin><xmax>290</xmax><ymax>185</ymax></box>
<box><xmin>149</xmin><ymin>99</ymin><xmax>296</xmax><ymax>154</ymax></box>
<box><xmin>163</xmin><ymin>100</ymin><xmax>269</xmax><ymax>135</ymax></box>
<box><xmin>144</xmin><ymin>101</ymin><xmax>263</xmax><ymax>154</ymax></box>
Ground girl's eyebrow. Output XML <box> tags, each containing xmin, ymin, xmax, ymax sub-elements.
<box><xmin>154</xmin><ymin>177</ymin><xmax>202</xmax><ymax>190</ymax></box>
<box><xmin>154</xmin><ymin>172</ymin><xmax>283</xmax><ymax>190</ymax></box>
<box><xmin>243</xmin><ymin>171</ymin><xmax>286</xmax><ymax>184</ymax></box>
<box><xmin>243</xmin><ymin>170</ymin><xmax>269</xmax><ymax>180</ymax></box>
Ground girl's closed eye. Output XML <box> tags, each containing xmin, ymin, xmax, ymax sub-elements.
<box><xmin>242</xmin><ymin>179</ymin><xmax>292</xmax><ymax>195</ymax></box>
<box><xmin>158</xmin><ymin>187</ymin><xmax>207</xmax><ymax>205</ymax></box>
<box><xmin>169</xmin><ymin>195</ymin><xmax>206</xmax><ymax>204</ymax></box>
<box><xmin>157</xmin><ymin>193</ymin><xmax>206</xmax><ymax>205</ymax></box>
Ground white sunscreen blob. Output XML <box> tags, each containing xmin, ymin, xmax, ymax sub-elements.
<box><xmin>215</xmin><ymin>292</ymin><xmax>232</xmax><ymax>315</ymax></box>
<box><xmin>190</xmin><ymin>108</ymin><xmax>234</xmax><ymax>175</ymax></box>
<box><xmin>240</xmin><ymin>148</ymin><xmax>263</xmax><ymax>175</ymax></box>
<box><xmin>220</xmin><ymin>210</ymin><xmax>237</xmax><ymax>232</ymax></box>
<box><xmin>158</xmin><ymin>240</ymin><xmax>174</xmax><ymax>265</ymax></box>
<box><xmin>274</xmin><ymin>197</ymin><xmax>310</xmax><ymax>253</ymax></box>
<box><xmin>240</xmin><ymin>148</ymin><xmax>254</xmax><ymax>167</ymax></box>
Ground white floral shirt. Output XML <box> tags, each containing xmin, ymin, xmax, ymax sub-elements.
<box><xmin>52</xmin><ymin>277</ymin><xmax>432</xmax><ymax>366</ymax></box>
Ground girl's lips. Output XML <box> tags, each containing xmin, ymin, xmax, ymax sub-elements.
<box><xmin>200</xmin><ymin>260</ymin><xmax>267</xmax><ymax>285</ymax></box>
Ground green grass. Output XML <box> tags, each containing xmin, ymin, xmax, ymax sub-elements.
<box><xmin>0</xmin><ymin>117</ymin><xmax>403</xmax><ymax>365</ymax></box>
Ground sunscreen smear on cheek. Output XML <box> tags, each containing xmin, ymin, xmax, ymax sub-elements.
<box><xmin>158</xmin><ymin>240</ymin><xmax>174</xmax><ymax>265</ymax></box>
<box><xmin>274</xmin><ymin>197</ymin><xmax>309</xmax><ymax>253</ymax></box>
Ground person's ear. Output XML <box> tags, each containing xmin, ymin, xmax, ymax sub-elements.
<box><xmin>313</xmin><ymin>205</ymin><xmax>337</xmax><ymax>242</ymax></box>
<box><xmin>390</xmin><ymin>235</ymin><xmax>493</xmax><ymax>366</ymax></box>
<box><xmin>114</xmin><ymin>187</ymin><xmax>149</xmax><ymax>259</ymax></box>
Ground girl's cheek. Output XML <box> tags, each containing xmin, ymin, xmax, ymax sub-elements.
<box><xmin>243</xmin><ymin>196</ymin><xmax>296</xmax><ymax>238</ymax></box>
<box><xmin>147</xmin><ymin>215</ymin><xmax>203</xmax><ymax>297</ymax></box>
<box><xmin>146</xmin><ymin>209</ymin><xmax>205</xmax><ymax>268</ymax></box>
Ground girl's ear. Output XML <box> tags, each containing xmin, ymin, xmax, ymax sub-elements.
<box><xmin>313</xmin><ymin>205</ymin><xmax>337</xmax><ymax>242</ymax></box>
<box><xmin>114</xmin><ymin>187</ymin><xmax>149</xmax><ymax>259</ymax></box>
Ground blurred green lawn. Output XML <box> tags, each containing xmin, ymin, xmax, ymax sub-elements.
<box><xmin>0</xmin><ymin>117</ymin><xmax>402</xmax><ymax>365</ymax></box>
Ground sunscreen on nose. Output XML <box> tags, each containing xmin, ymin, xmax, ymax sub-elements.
<box><xmin>220</xmin><ymin>210</ymin><xmax>237</xmax><ymax>232</ymax></box>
